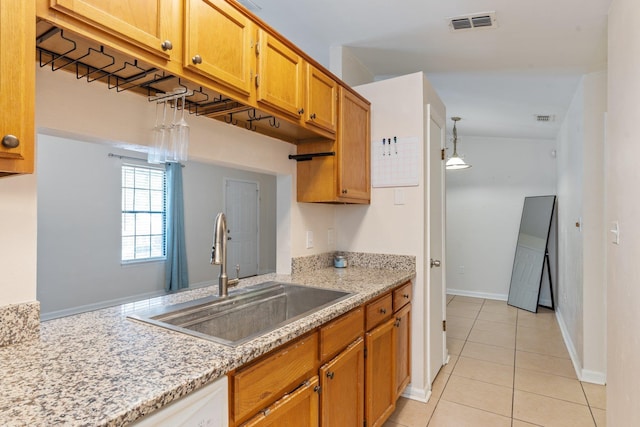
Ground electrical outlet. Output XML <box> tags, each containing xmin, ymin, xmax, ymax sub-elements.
<box><xmin>458</xmin><ymin>265</ymin><xmax>465</xmax><ymax>275</ymax></box>
<box><xmin>306</xmin><ymin>230</ymin><xmax>314</xmax><ymax>249</ymax></box>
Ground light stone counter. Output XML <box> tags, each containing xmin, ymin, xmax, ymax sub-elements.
<box><xmin>0</xmin><ymin>266</ymin><xmax>414</xmax><ymax>426</ymax></box>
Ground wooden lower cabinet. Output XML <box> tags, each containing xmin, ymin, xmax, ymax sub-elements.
<box><xmin>231</xmin><ymin>285</ymin><xmax>411</xmax><ymax>427</ymax></box>
<box><xmin>241</xmin><ymin>376</ymin><xmax>319</xmax><ymax>427</ymax></box>
<box><xmin>365</xmin><ymin>317</ymin><xmax>396</xmax><ymax>427</ymax></box>
<box><xmin>319</xmin><ymin>337</ymin><xmax>365</xmax><ymax>427</ymax></box>
<box><xmin>230</xmin><ymin>332</ymin><xmax>318</xmax><ymax>426</ymax></box>
<box><xmin>394</xmin><ymin>303</ymin><xmax>411</xmax><ymax>398</ymax></box>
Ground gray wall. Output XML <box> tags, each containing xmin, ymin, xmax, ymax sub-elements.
<box><xmin>37</xmin><ymin>134</ymin><xmax>277</xmax><ymax>318</ymax></box>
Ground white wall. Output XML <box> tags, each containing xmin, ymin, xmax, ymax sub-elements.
<box><xmin>581</xmin><ymin>71</ymin><xmax>607</xmax><ymax>381</ymax></box>
<box><xmin>607</xmin><ymin>0</ymin><xmax>640</xmax><ymax>424</ymax></box>
<box><xmin>446</xmin><ymin>136</ymin><xmax>557</xmax><ymax>299</ymax></box>
<box><xmin>556</xmin><ymin>83</ymin><xmax>585</xmax><ymax>366</ymax></box>
<box><xmin>555</xmin><ymin>71</ymin><xmax>607</xmax><ymax>383</ymax></box>
<box><xmin>339</xmin><ymin>72</ymin><xmax>445</xmax><ymax>401</ymax></box>
<box><xmin>0</xmin><ymin>174</ymin><xmax>37</xmax><ymax>306</ymax></box>
<box><xmin>329</xmin><ymin>45</ymin><xmax>375</xmax><ymax>87</ymax></box>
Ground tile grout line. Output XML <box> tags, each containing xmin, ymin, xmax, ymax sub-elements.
<box><xmin>579</xmin><ymin>381</ymin><xmax>600</xmax><ymax>427</ymax></box>
<box><xmin>427</xmin><ymin>295</ymin><xmax>483</xmax><ymax>426</ymax></box>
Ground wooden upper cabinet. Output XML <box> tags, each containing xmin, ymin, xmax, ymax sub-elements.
<box><xmin>337</xmin><ymin>87</ymin><xmax>371</xmax><ymax>203</ymax></box>
<box><xmin>295</xmin><ymin>87</ymin><xmax>370</xmax><ymax>204</ymax></box>
<box><xmin>256</xmin><ymin>29</ymin><xmax>303</xmax><ymax>118</ymax></box>
<box><xmin>304</xmin><ymin>64</ymin><xmax>337</xmax><ymax>135</ymax></box>
<box><xmin>48</xmin><ymin>0</ymin><xmax>173</xmax><ymax>60</ymax></box>
<box><xmin>184</xmin><ymin>0</ymin><xmax>254</xmax><ymax>97</ymax></box>
<box><xmin>0</xmin><ymin>0</ymin><xmax>35</xmax><ymax>176</ymax></box>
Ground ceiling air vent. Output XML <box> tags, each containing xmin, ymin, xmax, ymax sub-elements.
<box><xmin>449</xmin><ymin>12</ymin><xmax>498</xmax><ymax>32</ymax></box>
<box><xmin>535</xmin><ymin>115</ymin><xmax>556</xmax><ymax>122</ymax></box>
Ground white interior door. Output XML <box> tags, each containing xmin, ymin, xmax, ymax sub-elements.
<box><xmin>225</xmin><ymin>179</ymin><xmax>259</xmax><ymax>278</ymax></box>
<box><xmin>428</xmin><ymin>107</ymin><xmax>446</xmax><ymax>384</ymax></box>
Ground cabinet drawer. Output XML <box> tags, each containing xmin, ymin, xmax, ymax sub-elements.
<box><xmin>393</xmin><ymin>282</ymin><xmax>412</xmax><ymax>311</ymax></box>
<box><xmin>366</xmin><ymin>293</ymin><xmax>393</xmax><ymax>330</ymax></box>
<box><xmin>319</xmin><ymin>307</ymin><xmax>364</xmax><ymax>362</ymax></box>
<box><xmin>231</xmin><ymin>332</ymin><xmax>318</xmax><ymax>424</ymax></box>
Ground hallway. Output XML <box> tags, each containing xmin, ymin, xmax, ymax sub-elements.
<box><xmin>384</xmin><ymin>295</ymin><xmax>607</xmax><ymax>427</ymax></box>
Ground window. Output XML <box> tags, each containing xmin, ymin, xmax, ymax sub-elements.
<box><xmin>121</xmin><ymin>164</ymin><xmax>166</xmax><ymax>262</ymax></box>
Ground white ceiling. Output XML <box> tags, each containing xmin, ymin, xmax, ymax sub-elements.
<box><xmin>249</xmin><ymin>0</ymin><xmax>611</xmax><ymax>140</ymax></box>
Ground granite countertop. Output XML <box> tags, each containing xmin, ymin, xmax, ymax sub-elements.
<box><xmin>0</xmin><ymin>266</ymin><xmax>414</xmax><ymax>427</ymax></box>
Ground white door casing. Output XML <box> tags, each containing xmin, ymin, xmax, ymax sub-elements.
<box><xmin>427</xmin><ymin>106</ymin><xmax>447</xmax><ymax>385</ymax></box>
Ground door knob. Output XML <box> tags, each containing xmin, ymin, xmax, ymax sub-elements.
<box><xmin>430</xmin><ymin>258</ymin><xmax>441</xmax><ymax>268</ymax></box>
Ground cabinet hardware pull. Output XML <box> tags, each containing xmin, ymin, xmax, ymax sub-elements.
<box><xmin>326</xmin><ymin>371</ymin><xmax>334</xmax><ymax>379</ymax></box>
<box><xmin>314</xmin><ymin>385</ymin><xmax>322</xmax><ymax>394</ymax></box>
<box><xmin>395</xmin><ymin>318</ymin><xmax>401</xmax><ymax>327</ymax></box>
<box><xmin>379</xmin><ymin>308</ymin><xmax>386</xmax><ymax>314</ymax></box>
<box><xmin>161</xmin><ymin>40</ymin><xmax>173</xmax><ymax>51</ymax></box>
<box><xmin>403</xmin><ymin>294</ymin><xmax>410</xmax><ymax>299</ymax></box>
<box><xmin>192</xmin><ymin>54</ymin><xmax>202</xmax><ymax>65</ymax></box>
<box><xmin>310</xmin><ymin>113</ymin><xmax>316</xmax><ymax>119</ymax></box>
<box><xmin>255</xmin><ymin>74</ymin><xmax>260</xmax><ymax>87</ymax></box>
<box><xmin>298</xmin><ymin>108</ymin><xmax>304</xmax><ymax>115</ymax></box>
<box><xmin>1</xmin><ymin>135</ymin><xmax>19</xmax><ymax>149</ymax></box>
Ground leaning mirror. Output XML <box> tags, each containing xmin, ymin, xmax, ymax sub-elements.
<box><xmin>507</xmin><ymin>195</ymin><xmax>557</xmax><ymax>313</ymax></box>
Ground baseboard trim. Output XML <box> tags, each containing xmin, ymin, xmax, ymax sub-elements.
<box><xmin>401</xmin><ymin>385</ymin><xmax>430</xmax><ymax>403</ymax></box>
<box><xmin>581</xmin><ymin>369</ymin><xmax>606</xmax><ymax>385</ymax></box>
<box><xmin>447</xmin><ymin>288</ymin><xmax>508</xmax><ymax>301</ymax></box>
<box><xmin>555</xmin><ymin>311</ymin><xmax>606</xmax><ymax>384</ymax></box>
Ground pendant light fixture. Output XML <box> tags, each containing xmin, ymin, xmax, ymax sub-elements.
<box><xmin>446</xmin><ymin>116</ymin><xmax>471</xmax><ymax>170</ymax></box>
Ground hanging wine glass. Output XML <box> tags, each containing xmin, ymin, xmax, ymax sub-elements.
<box><xmin>166</xmin><ymin>97</ymin><xmax>179</xmax><ymax>162</ymax></box>
<box><xmin>173</xmin><ymin>94</ymin><xmax>190</xmax><ymax>162</ymax></box>
<box><xmin>148</xmin><ymin>100</ymin><xmax>168</xmax><ymax>164</ymax></box>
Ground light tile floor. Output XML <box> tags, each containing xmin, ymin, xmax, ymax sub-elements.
<box><xmin>384</xmin><ymin>295</ymin><xmax>606</xmax><ymax>427</ymax></box>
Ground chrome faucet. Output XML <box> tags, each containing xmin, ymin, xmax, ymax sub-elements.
<box><xmin>211</xmin><ymin>212</ymin><xmax>240</xmax><ymax>297</ymax></box>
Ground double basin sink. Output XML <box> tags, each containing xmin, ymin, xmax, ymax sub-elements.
<box><xmin>128</xmin><ymin>281</ymin><xmax>353</xmax><ymax>347</ymax></box>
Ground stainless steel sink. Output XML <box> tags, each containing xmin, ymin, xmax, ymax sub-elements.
<box><xmin>128</xmin><ymin>282</ymin><xmax>353</xmax><ymax>346</ymax></box>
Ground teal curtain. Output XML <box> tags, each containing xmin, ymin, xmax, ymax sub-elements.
<box><xmin>165</xmin><ymin>162</ymin><xmax>189</xmax><ymax>292</ymax></box>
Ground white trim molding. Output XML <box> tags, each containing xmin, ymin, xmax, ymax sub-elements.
<box><xmin>556</xmin><ymin>310</ymin><xmax>607</xmax><ymax>385</ymax></box>
<box><xmin>447</xmin><ymin>288</ymin><xmax>508</xmax><ymax>301</ymax></box>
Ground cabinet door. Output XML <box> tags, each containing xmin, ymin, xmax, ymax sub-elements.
<box><xmin>337</xmin><ymin>87</ymin><xmax>370</xmax><ymax>202</ymax></box>
<box><xmin>241</xmin><ymin>376</ymin><xmax>319</xmax><ymax>427</ymax></box>
<box><xmin>49</xmin><ymin>0</ymin><xmax>172</xmax><ymax>59</ymax></box>
<box><xmin>394</xmin><ymin>303</ymin><xmax>411</xmax><ymax>399</ymax></box>
<box><xmin>0</xmin><ymin>0</ymin><xmax>35</xmax><ymax>175</ymax></box>
<box><xmin>256</xmin><ymin>30</ymin><xmax>303</xmax><ymax>118</ymax></box>
<box><xmin>305</xmin><ymin>64</ymin><xmax>337</xmax><ymax>135</ymax></box>
<box><xmin>365</xmin><ymin>317</ymin><xmax>396</xmax><ymax>427</ymax></box>
<box><xmin>319</xmin><ymin>338</ymin><xmax>364</xmax><ymax>427</ymax></box>
<box><xmin>184</xmin><ymin>0</ymin><xmax>253</xmax><ymax>96</ymax></box>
